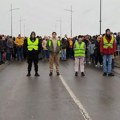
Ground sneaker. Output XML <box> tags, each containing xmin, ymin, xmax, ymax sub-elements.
<box><xmin>57</xmin><ymin>72</ymin><xmax>60</xmax><ymax>76</ymax></box>
<box><xmin>95</xmin><ymin>65</ymin><xmax>98</xmax><ymax>67</ymax></box>
<box><xmin>27</xmin><ymin>73</ymin><xmax>31</xmax><ymax>77</ymax></box>
<box><xmin>35</xmin><ymin>73</ymin><xmax>40</xmax><ymax>77</ymax></box>
<box><xmin>89</xmin><ymin>62</ymin><xmax>91</xmax><ymax>64</ymax></box>
<box><xmin>100</xmin><ymin>65</ymin><xmax>103</xmax><ymax>67</ymax></box>
<box><xmin>108</xmin><ymin>73</ymin><xmax>114</xmax><ymax>77</ymax></box>
<box><xmin>49</xmin><ymin>72</ymin><xmax>53</xmax><ymax>76</ymax></box>
<box><xmin>75</xmin><ymin>72</ymin><xmax>78</xmax><ymax>76</ymax></box>
<box><xmin>81</xmin><ymin>72</ymin><xmax>85</xmax><ymax>76</ymax></box>
<box><xmin>103</xmin><ymin>73</ymin><xmax>107</xmax><ymax>76</ymax></box>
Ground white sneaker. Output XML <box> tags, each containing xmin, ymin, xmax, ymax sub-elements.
<box><xmin>95</xmin><ymin>65</ymin><xmax>98</xmax><ymax>67</ymax></box>
<box><xmin>100</xmin><ymin>65</ymin><xmax>103</xmax><ymax>67</ymax></box>
<box><xmin>89</xmin><ymin>62</ymin><xmax>91</xmax><ymax>64</ymax></box>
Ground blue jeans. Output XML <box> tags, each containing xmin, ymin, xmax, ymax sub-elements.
<box><xmin>17</xmin><ymin>47</ymin><xmax>23</xmax><ymax>61</ymax></box>
<box><xmin>61</xmin><ymin>49</ymin><xmax>66</xmax><ymax>60</ymax></box>
<box><xmin>117</xmin><ymin>44</ymin><xmax>120</xmax><ymax>55</ymax></box>
<box><xmin>103</xmin><ymin>55</ymin><xmax>112</xmax><ymax>74</ymax></box>
<box><xmin>6</xmin><ymin>53</ymin><xmax>12</xmax><ymax>61</ymax></box>
<box><xmin>42</xmin><ymin>50</ymin><xmax>49</xmax><ymax>59</ymax></box>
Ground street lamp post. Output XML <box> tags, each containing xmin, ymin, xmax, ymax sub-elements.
<box><xmin>19</xmin><ymin>17</ymin><xmax>25</xmax><ymax>35</ymax></box>
<box><xmin>10</xmin><ymin>4</ymin><xmax>20</xmax><ymax>36</ymax></box>
<box><xmin>100</xmin><ymin>0</ymin><xmax>102</xmax><ymax>35</ymax></box>
<box><xmin>24</xmin><ymin>24</ymin><xmax>26</xmax><ymax>37</ymax></box>
<box><xmin>57</xmin><ymin>19</ymin><xmax>62</xmax><ymax>37</ymax></box>
<box><xmin>64</xmin><ymin>5</ymin><xmax>73</xmax><ymax>37</ymax></box>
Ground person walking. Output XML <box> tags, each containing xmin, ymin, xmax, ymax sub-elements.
<box><xmin>6</xmin><ymin>36</ymin><xmax>14</xmax><ymax>61</ymax></box>
<box><xmin>24</xmin><ymin>32</ymin><xmax>41</xmax><ymax>77</ymax></box>
<box><xmin>100</xmin><ymin>29</ymin><xmax>116</xmax><ymax>76</ymax></box>
<box><xmin>47</xmin><ymin>32</ymin><xmax>61</xmax><ymax>76</ymax></box>
<box><xmin>74</xmin><ymin>35</ymin><xmax>86</xmax><ymax>77</ymax></box>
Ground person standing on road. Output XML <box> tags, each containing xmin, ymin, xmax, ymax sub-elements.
<box><xmin>24</xmin><ymin>32</ymin><xmax>41</xmax><ymax>77</ymax></box>
<box><xmin>61</xmin><ymin>37</ymin><xmax>68</xmax><ymax>61</ymax></box>
<box><xmin>88</xmin><ymin>39</ymin><xmax>95</xmax><ymax>64</ymax></box>
<box><xmin>116</xmin><ymin>32</ymin><xmax>120</xmax><ymax>55</ymax></box>
<box><xmin>74</xmin><ymin>35</ymin><xmax>86</xmax><ymax>77</ymax></box>
<box><xmin>100</xmin><ymin>29</ymin><xmax>116</xmax><ymax>76</ymax></box>
<box><xmin>47</xmin><ymin>32</ymin><xmax>61</xmax><ymax>76</ymax></box>
<box><xmin>0</xmin><ymin>36</ymin><xmax>5</xmax><ymax>64</ymax></box>
<box><xmin>94</xmin><ymin>36</ymin><xmax>103</xmax><ymax>67</ymax></box>
<box><xmin>42</xmin><ymin>36</ymin><xmax>49</xmax><ymax>61</ymax></box>
<box><xmin>15</xmin><ymin>34</ymin><xmax>24</xmax><ymax>61</ymax></box>
<box><xmin>6</xmin><ymin>36</ymin><xmax>14</xmax><ymax>61</ymax></box>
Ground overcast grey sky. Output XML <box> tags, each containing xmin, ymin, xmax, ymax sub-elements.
<box><xmin>0</xmin><ymin>0</ymin><xmax>120</xmax><ymax>37</ymax></box>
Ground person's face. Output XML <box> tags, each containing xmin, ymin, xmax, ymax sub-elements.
<box><xmin>52</xmin><ymin>33</ymin><xmax>57</xmax><ymax>38</ymax></box>
<box><xmin>106</xmin><ymin>31</ymin><xmax>111</xmax><ymax>36</ymax></box>
<box><xmin>18</xmin><ymin>34</ymin><xmax>21</xmax><ymax>38</ymax></box>
<box><xmin>97</xmin><ymin>36</ymin><xmax>101</xmax><ymax>41</ymax></box>
<box><xmin>65</xmin><ymin>34</ymin><xmax>67</xmax><ymax>38</ymax></box>
<box><xmin>78</xmin><ymin>37</ymin><xmax>82</xmax><ymax>42</ymax></box>
<box><xmin>2</xmin><ymin>37</ymin><xmax>5</xmax><ymax>40</ymax></box>
<box><xmin>31</xmin><ymin>34</ymin><xmax>35</xmax><ymax>38</ymax></box>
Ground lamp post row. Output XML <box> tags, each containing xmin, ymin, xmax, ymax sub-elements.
<box><xmin>10</xmin><ymin>2</ymin><xmax>102</xmax><ymax>37</ymax></box>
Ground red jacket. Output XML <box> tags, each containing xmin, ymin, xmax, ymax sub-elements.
<box><xmin>100</xmin><ymin>35</ymin><xmax>116</xmax><ymax>55</ymax></box>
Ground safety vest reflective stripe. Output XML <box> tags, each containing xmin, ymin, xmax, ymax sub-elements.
<box><xmin>49</xmin><ymin>40</ymin><xmax>52</xmax><ymax>47</ymax></box>
<box><xmin>57</xmin><ymin>40</ymin><xmax>61</xmax><ymax>46</ymax></box>
<box><xmin>48</xmin><ymin>40</ymin><xmax>61</xmax><ymax>47</ymax></box>
<box><xmin>27</xmin><ymin>38</ymin><xmax>39</xmax><ymax>51</ymax></box>
<box><xmin>103</xmin><ymin>36</ymin><xmax>114</xmax><ymax>49</ymax></box>
<box><xmin>74</xmin><ymin>41</ymin><xmax>85</xmax><ymax>57</ymax></box>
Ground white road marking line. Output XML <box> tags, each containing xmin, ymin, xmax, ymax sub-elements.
<box><xmin>59</xmin><ymin>75</ymin><xmax>92</xmax><ymax>120</ymax></box>
<box><xmin>53</xmin><ymin>64</ymin><xmax>92</xmax><ymax>120</ymax></box>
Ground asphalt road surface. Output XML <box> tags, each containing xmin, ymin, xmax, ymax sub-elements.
<box><xmin>0</xmin><ymin>60</ymin><xmax>120</xmax><ymax>120</ymax></box>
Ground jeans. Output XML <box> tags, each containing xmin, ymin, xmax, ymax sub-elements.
<box><xmin>90</xmin><ymin>54</ymin><xmax>95</xmax><ymax>63</ymax></box>
<box><xmin>117</xmin><ymin>44</ymin><xmax>120</xmax><ymax>55</ymax></box>
<box><xmin>103</xmin><ymin>55</ymin><xmax>112</xmax><ymax>74</ymax></box>
<box><xmin>17</xmin><ymin>47</ymin><xmax>23</xmax><ymax>61</ymax></box>
<box><xmin>42</xmin><ymin>50</ymin><xmax>49</xmax><ymax>59</ymax></box>
<box><xmin>6</xmin><ymin>53</ymin><xmax>12</xmax><ymax>61</ymax></box>
<box><xmin>61</xmin><ymin>49</ymin><xmax>66</xmax><ymax>60</ymax></box>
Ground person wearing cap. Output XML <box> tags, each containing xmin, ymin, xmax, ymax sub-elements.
<box><xmin>47</xmin><ymin>32</ymin><xmax>61</xmax><ymax>76</ymax></box>
<box><xmin>74</xmin><ymin>35</ymin><xmax>86</xmax><ymax>77</ymax></box>
<box><xmin>24</xmin><ymin>32</ymin><xmax>41</xmax><ymax>77</ymax></box>
<box><xmin>100</xmin><ymin>29</ymin><xmax>116</xmax><ymax>76</ymax></box>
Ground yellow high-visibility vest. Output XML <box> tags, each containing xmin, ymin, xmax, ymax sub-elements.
<box><xmin>103</xmin><ymin>36</ymin><xmax>114</xmax><ymax>49</ymax></box>
<box><xmin>48</xmin><ymin>40</ymin><xmax>61</xmax><ymax>47</ymax></box>
<box><xmin>27</xmin><ymin>38</ymin><xmax>39</xmax><ymax>51</ymax></box>
<box><xmin>74</xmin><ymin>41</ymin><xmax>85</xmax><ymax>57</ymax></box>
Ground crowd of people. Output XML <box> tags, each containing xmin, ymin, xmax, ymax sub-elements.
<box><xmin>0</xmin><ymin>29</ymin><xmax>120</xmax><ymax>76</ymax></box>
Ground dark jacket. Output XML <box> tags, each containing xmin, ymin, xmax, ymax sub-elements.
<box><xmin>61</xmin><ymin>38</ymin><xmax>68</xmax><ymax>49</ymax></box>
<box><xmin>116</xmin><ymin>35</ymin><xmax>120</xmax><ymax>45</ymax></box>
<box><xmin>94</xmin><ymin>40</ymin><xmax>100</xmax><ymax>56</ymax></box>
<box><xmin>0</xmin><ymin>39</ymin><xmax>5</xmax><ymax>52</ymax></box>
